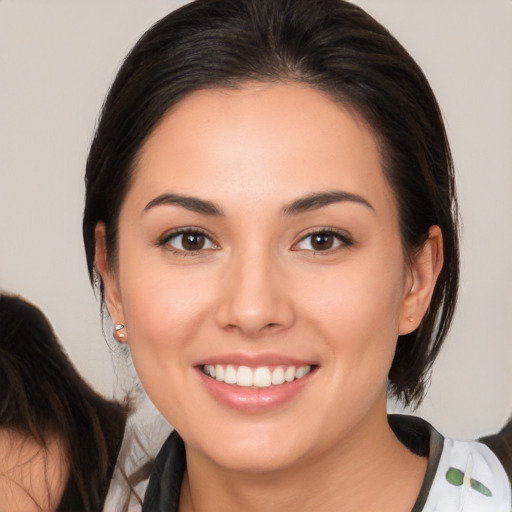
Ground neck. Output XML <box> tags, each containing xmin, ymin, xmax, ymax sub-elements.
<box><xmin>179</xmin><ymin>410</ymin><xmax>427</xmax><ymax>512</ymax></box>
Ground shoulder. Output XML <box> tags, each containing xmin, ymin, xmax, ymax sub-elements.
<box><xmin>0</xmin><ymin>431</ymin><xmax>68</xmax><ymax>512</ymax></box>
<box><xmin>390</xmin><ymin>415</ymin><xmax>512</xmax><ymax>512</ymax></box>
<box><xmin>423</xmin><ymin>436</ymin><xmax>511</xmax><ymax>512</ymax></box>
<box><xmin>480</xmin><ymin>418</ymin><xmax>512</xmax><ymax>480</ymax></box>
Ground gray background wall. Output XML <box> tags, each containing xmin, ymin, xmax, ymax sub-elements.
<box><xmin>1</xmin><ymin>0</ymin><xmax>511</xmax><ymax>440</ymax></box>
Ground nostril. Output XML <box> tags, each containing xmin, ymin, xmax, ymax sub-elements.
<box><xmin>215</xmin><ymin>285</ymin><xmax>296</xmax><ymax>336</ymax></box>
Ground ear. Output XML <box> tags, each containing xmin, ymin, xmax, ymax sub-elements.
<box><xmin>95</xmin><ymin>222</ymin><xmax>125</xmax><ymax>330</ymax></box>
<box><xmin>399</xmin><ymin>225</ymin><xmax>444</xmax><ymax>335</ymax></box>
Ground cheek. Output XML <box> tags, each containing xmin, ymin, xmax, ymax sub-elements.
<box><xmin>302</xmin><ymin>258</ymin><xmax>405</xmax><ymax>336</ymax></box>
<box><xmin>118</xmin><ymin>264</ymin><xmax>215</xmax><ymax>420</ymax></box>
<box><xmin>299</xmin><ymin>250</ymin><xmax>407</xmax><ymax>374</ymax></box>
<box><xmin>117</xmin><ymin>246</ymin><xmax>215</xmax><ymax>369</ymax></box>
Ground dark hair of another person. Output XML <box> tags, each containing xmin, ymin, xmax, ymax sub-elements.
<box><xmin>83</xmin><ymin>0</ymin><xmax>459</xmax><ymax>407</ymax></box>
<box><xmin>480</xmin><ymin>419</ymin><xmax>512</xmax><ymax>480</ymax></box>
<box><xmin>0</xmin><ymin>294</ymin><xmax>127</xmax><ymax>511</ymax></box>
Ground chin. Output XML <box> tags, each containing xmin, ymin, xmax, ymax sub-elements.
<box><xmin>211</xmin><ymin>444</ymin><xmax>303</xmax><ymax>474</ymax></box>
<box><xmin>189</xmin><ymin>422</ymin><xmax>311</xmax><ymax>473</ymax></box>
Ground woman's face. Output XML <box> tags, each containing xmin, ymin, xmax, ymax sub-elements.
<box><xmin>99</xmin><ymin>83</ymin><xmax>435</xmax><ymax>472</ymax></box>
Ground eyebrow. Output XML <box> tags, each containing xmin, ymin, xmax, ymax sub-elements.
<box><xmin>143</xmin><ymin>193</ymin><xmax>225</xmax><ymax>216</ymax></box>
<box><xmin>281</xmin><ymin>191</ymin><xmax>374</xmax><ymax>215</ymax></box>
<box><xmin>143</xmin><ymin>190</ymin><xmax>374</xmax><ymax>217</ymax></box>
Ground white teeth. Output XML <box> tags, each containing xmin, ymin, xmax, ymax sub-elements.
<box><xmin>285</xmin><ymin>366</ymin><xmax>296</xmax><ymax>382</ymax></box>
<box><xmin>271</xmin><ymin>366</ymin><xmax>285</xmax><ymax>385</ymax></box>
<box><xmin>296</xmin><ymin>366</ymin><xmax>309</xmax><ymax>379</ymax></box>
<box><xmin>224</xmin><ymin>365</ymin><xmax>237</xmax><ymax>384</ymax></box>
<box><xmin>237</xmin><ymin>366</ymin><xmax>253</xmax><ymax>387</ymax></box>
<box><xmin>253</xmin><ymin>367</ymin><xmax>272</xmax><ymax>388</ymax></box>
<box><xmin>203</xmin><ymin>364</ymin><xmax>312</xmax><ymax>388</ymax></box>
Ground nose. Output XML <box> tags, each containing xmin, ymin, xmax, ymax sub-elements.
<box><xmin>215</xmin><ymin>249</ymin><xmax>296</xmax><ymax>338</ymax></box>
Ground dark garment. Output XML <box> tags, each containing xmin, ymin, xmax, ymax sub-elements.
<box><xmin>143</xmin><ymin>429</ymin><xmax>186</xmax><ymax>512</ymax></box>
<box><xmin>142</xmin><ymin>414</ymin><xmax>444</xmax><ymax>512</ymax></box>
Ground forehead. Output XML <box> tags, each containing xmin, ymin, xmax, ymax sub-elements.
<box><xmin>128</xmin><ymin>83</ymin><xmax>395</xmax><ymax>216</ymax></box>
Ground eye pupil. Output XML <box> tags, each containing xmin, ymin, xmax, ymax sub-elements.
<box><xmin>311</xmin><ymin>234</ymin><xmax>333</xmax><ymax>250</ymax></box>
<box><xmin>182</xmin><ymin>233</ymin><xmax>205</xmax><ymax>250</ymax></box>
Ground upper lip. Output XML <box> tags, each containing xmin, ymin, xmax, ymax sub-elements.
<box><xmin>194</xmin><ymin>353</ymin><xmax>317</xmax><ymax>368</ymax></box>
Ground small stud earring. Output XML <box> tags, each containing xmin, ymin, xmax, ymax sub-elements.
<box><xmin>114</xmin><ymin>324</ymin><xmax>126</xmax><ymax>341</ymax></box>
<box><xmin>408</xmin><ymin>317</ymin><xmax>415</xmax><ymax>323</ymax></box>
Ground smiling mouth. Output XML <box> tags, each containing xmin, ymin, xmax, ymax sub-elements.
<box><xmin>201</xmin><ymin>364</ymin><xmax>314</xmax><ymax>388</ymax></box>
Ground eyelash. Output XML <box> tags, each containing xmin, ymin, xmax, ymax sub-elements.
<box><xmin>292</xmin><ymin>228</ymin><xmax>353</xmax><ymax>254</ymax></box>
<box><xmin>157</xmin><ymin>227</ymin><xmax>353</xmax><ymax>256</ymax></box>
<box><xmin>158</xmin><ymin>228</ymin><xmax>218</xmax><ymax>255</ymax></box>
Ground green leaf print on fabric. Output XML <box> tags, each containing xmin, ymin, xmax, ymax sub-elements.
<box><xmin>446</xmin><ymin>467</ymin><xmax>493</xmax><ymax>497</ymax></box>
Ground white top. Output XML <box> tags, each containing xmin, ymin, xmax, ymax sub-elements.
<box><xmin>421</xmin><ymin>437</ymin><xmax>511</xmax><ymax>511</ymax></box>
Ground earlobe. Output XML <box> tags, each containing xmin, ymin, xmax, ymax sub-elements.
<box><xmin>94</xmin><ymin>223</ymin><xmax>125</xmax><ymax>328</ymax></box>
<box><xmin>399</xmin><ymin>226</ymin><xmax>444</xmax><ymax>335</ymax></box>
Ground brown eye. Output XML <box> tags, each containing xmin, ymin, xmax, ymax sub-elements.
<box><xmin>294</xmin><ymin>230</ymin><xmax>351</xmax><ymax>252</ymax></box>
<box><xmin>162</xmin><ymin>229</ymin><xmax>217</xmax><ymax>253</ymax></box>
<box><xmin>311</xmin><ymin>233</ymin><xmax>334</xmax><ymax>251</ymax></box>
<box><xmin>182</xmin><ymin>233</ymin><xmax>206</xmax><ymax>250</ymax></box>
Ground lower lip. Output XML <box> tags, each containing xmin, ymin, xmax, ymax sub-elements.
<box><xmin>197</xmin><ymin>368</ymin><xmax>315</xmax><ymax>413</ymax></box>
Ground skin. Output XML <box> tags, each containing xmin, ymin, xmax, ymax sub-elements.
<box><xmin>0</xmin><ymin>431</ymin><xmax>68</xmax><ymax>512</ymax></box>
<box><xmin>96</xmin><ymin>83</ymin><xmax>443</xmax><ymax>512</ymax></box>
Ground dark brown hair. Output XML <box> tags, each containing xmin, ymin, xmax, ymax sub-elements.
<box><xmin>480</xmin><ymin>419</ymin><xmax>512</xmax><ymax>480</ymax></box>
<box><xmin>83</xmin><ymin>0</ymin><xmax>459</xmax><ymax>406</ymax></box>
<box><xmin>0</xmin><ymin>293</ymin><xmax>127</xmax><ymax>511</ymax></box>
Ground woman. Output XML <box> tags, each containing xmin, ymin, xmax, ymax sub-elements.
<box><xmin>0</xmin><ymin>293</ymin><xmax>127</xmax><ymax>511</ymax></box>
<box><xmin>82</xmin><ymin>0</ymin><xmax>511</xmax><ymax>510</ymax></box>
